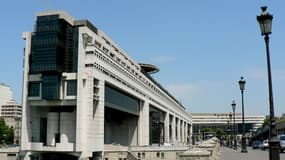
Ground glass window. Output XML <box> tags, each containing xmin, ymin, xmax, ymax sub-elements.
<box><xmin>42</xmin><ymin>75</ymin><xmax>60</xmax><ymax>100</ymax></box>
<box><xmin>28</xmin><ymin>82</ymin><xmax>40</xmax><ymax>97</ymax></box>
<box><xmin>66</xmin><ymin>80</ymin><xmax>77</xmax><ymax>96</ymax></box>
<box><xmin>104</xmin><ymin>85</ymin><xmax>139</xmax><ymax>115</ymax></box>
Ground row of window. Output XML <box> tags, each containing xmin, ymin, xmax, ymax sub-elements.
<box><xmin>99</xmin><ymin>35</ymin><xmax>140</xmax><ymax>71</ymax></box>
<box><xmin>85</xmin><ymin>57</ymin><xmax>190</xmax><ymax>124</ymax></box>
<box><xmin>86</xmin><ymin>48</ymin><xmax>189</xmax><ymax>121</ymax></box>
<box><xmin>88</xmin><ymin>61</ymin><xmax>191</xmax><ymax>136</ymax></box>
<box><xmin>28</xmin><ymin>80</ymin><xmax>77</xmax><ymax>98</ymax></box>
<box><xmin>86</xmin><ymin>48</ymin><xmax>165</xmax><ymax>99</ymax></box>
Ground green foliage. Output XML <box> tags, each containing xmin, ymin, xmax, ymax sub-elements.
<box><xmin>262</xmin><ymin>116</ymin><xmax>270</xmax><ymax>127</ymax></box>
<box><xmin>202</xmin><ymin>127</ymin><xmax>225</xmax><ymax>139</ymax></box>
<box><xmin>0</xmin><ymin>118</ymin><xmax>14</xmax><ymax>144</ymax></box>
<box><xmin>215</xmin><ymin>128</ymin><xmax>225</xmax><ymax>139</ymax></box>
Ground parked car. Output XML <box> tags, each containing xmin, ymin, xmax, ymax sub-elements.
<box><xmin>279</xmin><ymin>134</ymin><xmax>285</xmax><ymax>153</ymax></box>
<box><xmin>252</xmin><ymin>140</ymin><xmax>262</xmax><ymax>149</ymax></box>
<box><xmin>261</xmin><ymin>139</ymin><xmax>269</xmax><ymax>150</ymax></box>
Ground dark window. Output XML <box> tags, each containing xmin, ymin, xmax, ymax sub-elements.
<box><xmin>161</xmin><ymin>152</ymin><xmax>164</xmax><ymax>159</ymax></box>
<box><xmin>28</xmin><ymin>82</ymin><xmax>40</xmax><ymax>97</ymax></box>
<box><xmin>104</xmin><ymin>85</ymin><xmax>139</xmax><ymax>115</ymax></box>
<box><xmin>149</xmin><ymin>106</ymin><xmax>165</xmax><ymax>145</ymax></box>
<box><xmin>30</xmin><ymin>15</ymin><xmax>78</xmax><ymax>73</ymax></box>
<box><xmin>42</xmin><ymin>75</ymin><xmax>60</xmax><ymax>100</ymax></box>
<box><xmin>66</xmin><ymin>80</ymin><xmax>77</xmax><ymax>96</ymax></box>
<box><xmin>156</xmin><ymin>152</ymin><xmax>160</xmax><ymax>158</ymax></box>
<box><xmin>86</xmin><ymin>51</ymin><xmax>94</xmax><ymax>54</ymax></box>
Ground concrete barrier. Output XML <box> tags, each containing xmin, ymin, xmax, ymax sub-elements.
<box><xmin>179</xmin><ymin>137</ymin><xmax>220</xmax><ymax>160</ymax></box>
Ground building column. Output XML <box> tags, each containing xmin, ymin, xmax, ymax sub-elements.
<box><xmin>138</xmin><ymin>100</ymin><xmax>149</xmax><ymax>146</ymax></box>
<box><xmin>164</xmin><ymin>112</ymin><xmax>169</xmax><ymax>143</ymax></box>
<box><xmin>185</xmin><ymin>122</ymin><xmax>189</xmax><ymax>144</ymax></box>
<box><xmin>171</xmin><ymin>115</ymin><xmax>175</xmax><ymax>143</ymax></box>
<box><xmin>177</xmin><ymin>118</ymin><xmax>181</xmax><ymax>142</ymax></box>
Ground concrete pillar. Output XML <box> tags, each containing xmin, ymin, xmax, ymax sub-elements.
<box><xmin>138</xmin><ymin>100</ymin><xmax>149</xmax><ymax>146</ymax></box>
<box><xmin>181</xmin><ymin>120</ymin><xmax>184</xmax><ymax>143</ymax></box>
<box><xmin>172</xmin><ymin>115</ymin><xmax>177</xmax><ymax>143</ymax></box>
<box><xmin>164</xmin><ymin>112</ymin><xmax>169</xmax><ymax>143</ymax></box>
<box><xmin>185</xmin><ymin>122</ymin><xmax>188</xmax><ymax>144</ymax></box>
<box><xmin>177</xmin><ymin>118</ymin><xmax>181</xmax><ymax>142</ymax></box>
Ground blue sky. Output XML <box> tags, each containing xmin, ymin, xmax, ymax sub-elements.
<box><xmin>1</xmin><ymin>1</ymin><xmax>285</xmax><ymax>116</ymax></box>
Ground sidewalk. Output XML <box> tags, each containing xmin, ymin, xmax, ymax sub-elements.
<box><xmin>218</xmin><ymin>147</ymin><xmax>268</xmax><ymax>160</ymax></box>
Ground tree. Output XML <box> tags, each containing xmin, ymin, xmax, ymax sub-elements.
<box><xmin>215</xmin><ymin>128</ymin><xmax>225</xmax><ymax>139</ymax></box>
<box><xmin>0</xmin><ymin>118</ymin><xmax>14</xmax><ymax>144</ymax></box>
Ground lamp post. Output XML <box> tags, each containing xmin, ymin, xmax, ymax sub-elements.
<box><xmin>231</xmin><ymin>101</ymin><xmax>237</xmax><ymax>150</ymax></box>
<box><xmin>257</xmin><ymin>6</ymin><xmax>280</xmax><ymax>160</ymax></box>
<box><xmin>229</xmin><ymin>112</ymin><xmax>233</xmax><ymax>148</ymax></box>
<box><xmin>227</xmin><ymin>119</ymin><xmax>230</xmax><ymax>147</ymax></box>
<box><xmin>239</xmin><ymin>77</ymin><xmax>247</xmax><ymax>153</ymax></box>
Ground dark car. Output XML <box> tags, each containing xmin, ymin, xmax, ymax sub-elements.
<box><xmin>252</xmin><ymin>140</ymin><xmax>262</xmax><ymax>149</ymax></box>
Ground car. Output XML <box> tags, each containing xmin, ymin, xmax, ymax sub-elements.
<box><xmin>252</xmin><ymin>140</ymin><xmax>262</xmax><ymax>149</ymax></box>
<box><xmin>261</xmin><ymin>139</ymin><xmax>269</xmax><ymax>150</ymax></box>
<box><xmin>279</xmin><ymin>135</ymin><xmax>285</xmax><ymax>153</ymax></box>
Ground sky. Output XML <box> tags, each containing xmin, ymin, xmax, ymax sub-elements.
<box><xmin>1</xmin><ymin>1</ymin><xmax>285</xmax><ymax>116</ymax></box>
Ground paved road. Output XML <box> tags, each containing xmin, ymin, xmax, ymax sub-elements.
<box><xmin>218</xmin><ymin>147</ymin><xmax>285</xmax><ymax>160</ymax></box>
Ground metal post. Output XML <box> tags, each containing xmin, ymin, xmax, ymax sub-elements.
<box><xmin>233</xmin><ymin>109</ymin><xmax>237</xmax><ymax>150</ymax></box>
<box><xmin>229</xmin><ymin>113</ymin><xmax>233</xmax><ymax>148</ymax></box>
<box><xmin>264</xmin><ymin>35</ymin><xmax>280</xmax><ymax>160</ymax></box>
<box><xmin>241</xmin><ymin>89</ymin><xmax>247</xmax><ymax>152</ymax></box>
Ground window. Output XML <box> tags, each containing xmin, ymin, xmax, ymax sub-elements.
<box><xmin>66</xmin><ymin>80</ymin><xmax>77</xmax><ymax>96</ymax></box>
<box><xmin>142</xmin><ymin>153</ymin><xmax>145</xmax><ymax>159</ymax></box>
<box><xmin>85</xmin><ymin>64</ymin><xmax>94</xmax><ymax>67</ymax></box>
<box><xmin>42</xmin><ymin>75</ymin><xmax>60</xmax><ymax>100</ymax></box>
<box><xmin>28</xmin><ymin>82</ymin><xmax>40</xmax><ymax>97</ymax></box>
<box><xmin>103</xmin><ymin>47</ymin><xmax>109</xmax><ymax>53</ymax></box>
<box><xmin>86</xmin><ymin>51</ymin><xmax>94</xmax><ymax>54</ymax></box>
<box><xmin>161</xmin><ymin>152</ymin><xmax>164</xmax><ymax>159</ymax></box>
<box><xmin>156</xmin><ymin>152</ymin><xmax>160</xmax><ymax>158</ymax></box>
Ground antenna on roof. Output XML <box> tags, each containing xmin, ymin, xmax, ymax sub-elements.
<box><xmin>43</xmin><ymin>0</ymin><xmax>50</xmax><ymax>11</ymax></box>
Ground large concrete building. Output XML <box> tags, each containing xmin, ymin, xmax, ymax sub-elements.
<box><xmin>0</xmin><ymin>83</ymin><xmax>13</xmax><ymax>110</ymax></box>
<box><xmin>1</xmin><ymin>100</ymin><xmax>22</xmax><ymax>144</ymax></box>
<box><xmin>20</xmin><ymin>11</ymin><xmax>192</xmax><ymax>160</ymax></box>
<box><xmin>0</xmin><ymin>83</ymin><xmax>21</xmax><ymax>145</ymax></box>
<box><xmin>191</xmin><ymin>113</ymin><xmax>264</xmax><ymax>140</ymax></box>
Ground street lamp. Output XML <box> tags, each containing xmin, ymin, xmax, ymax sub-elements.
<box><xmin>257</xmin><ymin>6</ymin><xmax>280</xmax><ymax>160</ymax></box>
<box><xmin>231</xmin><ymin>101</ymin><xmax>237</xmax><ymax>150</ymax></box>
<box><xmin>229</xmin><ymin>112</ymin><xmax>233</xmax><ymax>148</ymax></box>
<box><xmin>227</xmin><ymin>119</ymin><xmax>230</xmax><ymax>147</ymax></box>
<box><xmin>239</xmin><ymin>77</ymin><xmax>247</xmax><ymax>153</ymax></box>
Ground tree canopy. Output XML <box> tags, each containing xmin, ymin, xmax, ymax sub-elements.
<box><xmin>0</xmin><ymin>118</ymin><xmax>14</xmax><ymax>145</ymax></box>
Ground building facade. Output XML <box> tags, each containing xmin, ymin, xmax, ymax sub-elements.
<box><xmin>0</xmin><ymin>83</ymin><xmax>13</xmax><ymax>111</ymax></box>
<box><xmin>1</xmin><ymin>100</ymin><xmax>22</xmax><ymax>144</ymax></box>
<box><xmin>20</xmin><ymin>11</ymin><xmax>192</xmax><ymax>160</ymax></box>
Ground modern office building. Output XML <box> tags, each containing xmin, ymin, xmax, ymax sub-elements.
<box><xmin>20</xmin><ymin>11</ymin><xmax>192</xmax><ymax>160</ymax></box>
<box><xmin>191</xmin><ymin>113</ymin><xmax>264</xmax><ymax>140</ymax></box>
<box><xmin>0</xmin><ymin>83</ymin><xmax>13</xmax><ymax>110</ymax></box>
<box><xmin>1</xmin><ymin>99</ymin><xmax>22</xmax><ymax>144</ymax></box>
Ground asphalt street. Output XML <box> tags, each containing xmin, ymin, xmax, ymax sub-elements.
<box><xmin>218</xmin><ymin>147</ymin><xmax>285</xmax><ymax>160</ymax></box>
